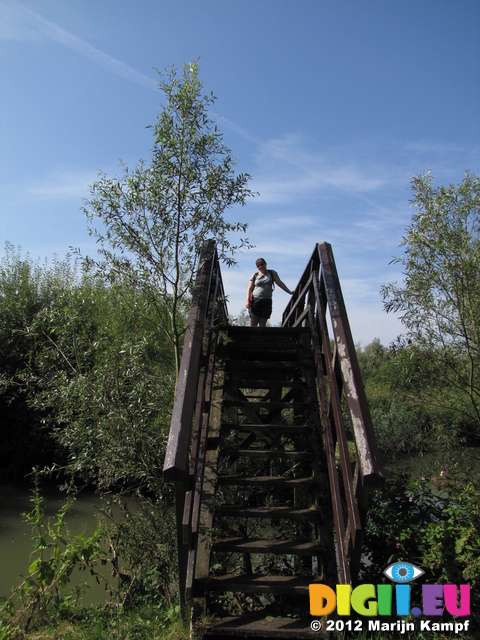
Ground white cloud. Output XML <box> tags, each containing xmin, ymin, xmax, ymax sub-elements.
<box><xmin>0</xmin><ymin>1</ymin><xmax>39</xmax><ymax>41</ymax></box>
<box><xmin>27</xmin><ymin>170</ymin><xmax>96</xmax><ymax>199</ymax></box>
<box><xmin>218</xmin><ymin>132</ymin><xmax>421</xmax><ymax>344</ymax></box>
<box><xmin>246</xmin><ymin>133</ymin><xmax>394</xmax><ymax>211</ymax></box>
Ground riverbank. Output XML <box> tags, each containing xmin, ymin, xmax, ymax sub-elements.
<box><xmin>0</xmin><ymin>604</ymin><xmax>189</xmax><ymax>640</ymax></box>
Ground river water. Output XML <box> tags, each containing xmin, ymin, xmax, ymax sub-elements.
<box><xmin>0</xmin><ymin>484</ymin><xmax>110</xmax><ymax>605</ymax></box>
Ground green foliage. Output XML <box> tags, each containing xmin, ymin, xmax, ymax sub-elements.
<box><xmin>83</xmin><ymin>60</ymin><xmax>255</xmax><ymax>375</ymax></box>
<box><xmin>30</xmin><ymin>276</ymin><xmax>175</xmax><ymax>492</ymax></box>
<box><xmin>0</xmin><ymin>603</ymin><xmax>188</xmax><ymax>640</ymax></box>
<box><xmin>362</xmin><ymin>457</ymin><xmax>480</xmax><ymax>627</ymax></box>
<box><xmin>98</xmin><ymin>495</ymin><xmax>178</xmax><ymax>609</ymax></box>
<box><xmin>357</xmin><ymin>338</ymin><xmax>479</xmax><ymax>458</ymax></box>
<box><xmin>229</xmin><ymin>308</ymin><xmax>251</xmax><ymax>326</ymax></box>
<box><xmin>0</xmin><ymin>244</ymin><xmax>175</xmax><ymax>492</ymax></box>
<box><xmin>0</xmin><ymin>478</ymin><xmax>181</xmax><ymax>638</ymax></box>
<box><xmin>382</xmin><ymin>171</ymin><xmax>480</xmax><ymax>431</ymax></box>
<box><xmin>78</xmin><ymin>603</ymin><xmax>187</xmax><ymax>640</ymax></box>
<box><xmin>0</xmin><ymin>60</ymin><xmax>255</xmax><ymax>636</ymax></box>
<box><xmin>0</xmin><ymin>243</ymin><xmax>80</xmax><ymax>479</ymax></box>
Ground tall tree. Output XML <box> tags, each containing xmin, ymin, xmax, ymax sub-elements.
<box><xmin>83</xmin><ymin>61</ymin><xmax>254</xmax><ymax>375</ymax></box>
<box><xmin>381</xmin><ymin>171</ymin><xmax>480</xmax><ymax>427</ymax></box>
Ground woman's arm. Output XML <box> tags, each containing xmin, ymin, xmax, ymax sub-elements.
<box><xmin>273</xmin><ymin>273</ymin><xmax>294</xmax><ymax>295</ymax></box>
<box><xmin>246</xmin><ymin>279</ymin><xmax>255</xmax><ymax>308</ymax></box>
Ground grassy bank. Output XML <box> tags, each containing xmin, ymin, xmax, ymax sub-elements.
<box><xmin>0</xmin><ymin>605</ymin><xmax>188</xmax><ymax>640</ymax></box>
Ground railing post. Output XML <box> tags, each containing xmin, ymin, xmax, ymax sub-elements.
<box><xmin>163</xmin><ymin>241</ymin><xmax>215</xmax><ymax>481</ymax></box>
<box><xmin>317</xmin><ymin>242</ymin><xmax>383</xmax><ymax>486</ymax></box>
<box><xmin>162</xmin><ymin>240</ymin><xmax>227</xmax><ymax>617</ymax></box>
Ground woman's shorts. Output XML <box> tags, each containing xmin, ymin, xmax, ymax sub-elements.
<box><xmin>250</xmin><ymin>297</ymin><xmax>272</xmax><ymax>319</ymax></box>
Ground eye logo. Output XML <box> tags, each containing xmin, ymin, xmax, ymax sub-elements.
<box><xmin>384</xmin><ymin>562</ymin><xmax>424</xmax><ymax>583</ymax></box>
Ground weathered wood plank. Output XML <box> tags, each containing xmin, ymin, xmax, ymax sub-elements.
<box><xmin>216</xmin><ymin>475</ymin><xmax>316</xmax><ymax>487</ymax></box>
<box><xmin>215</xmin><ymin>505</ymin><xmax>322</xmax><ymax>521</ymax></box>
<box><xmin>195</xmin><ymin>573</ymin><xmax>322</xmax><ymax>595</ymax></box>
<box><xmin>212</xmin><ymin>537</ymin><xmax>323</xmax><ymax>555</ymax></box>
<box><xmin>220</xmin><ymin>448</ymin><xmax>315</xmax><ymax>460</ymax></box>
<box><xmin>200</xmin><ymin>614</ymin><xmax>327</xmax><ymax>638</ymax></box>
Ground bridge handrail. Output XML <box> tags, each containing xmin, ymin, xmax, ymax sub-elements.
<box><xmin>282</xmin><ymin>241</ymin><xmax>383</xmax><ymax>486</ymax></box>
<box><xmin>282</xmin><ymin>242</ymin><xmax>384</xmax><ymax>582</ymax></box>
<box><xmin>163</xmin><ymin>240</ymin><xmax>227</xmax><ymax>481</ymax></box>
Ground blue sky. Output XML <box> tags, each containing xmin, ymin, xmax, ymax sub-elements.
<box><xmin>1</xmin><ymin>0</ymin><xmax>479</xmax><ymax>345</ymax></box>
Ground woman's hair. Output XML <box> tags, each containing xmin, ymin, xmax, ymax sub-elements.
<box><xmin>256</xmin><ymin>257</ymin><xmax>266</xmax><ymax>267</ymax></box>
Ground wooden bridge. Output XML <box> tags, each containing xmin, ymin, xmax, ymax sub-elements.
<box><xmin>163</xmin><ymin>241</ymin><xmax>384</xmax><ymax>639</ymax></box>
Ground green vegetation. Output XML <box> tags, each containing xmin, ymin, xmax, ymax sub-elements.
<box><xmin>0</xmin><ymin>243</ymin><xmax>175</xmax><ymax>491</ymax></box>
<box><xmin>354</xmin><ymin>171</ymin><xmax>480</xmax><ymax>638</ymax></box>
<box><xmin>0</xmin><ymin>476</ymin><xmax>183</xmax><ymax>639</ymax></box>
<box><xmin>0</xmin><ymin>605</ymin><xmax>188</xmax><ymax>640</ymax></box>
<box><xmin>0</xmin><ymin>246</ymin><xmax>180</xmax><ymax>638</ymax></box>
<box><xmin>382</xmin><ymin>171</ymin><xmax>480</xmax><ymax>433</ymax></box>
<box><xmin>357</xmin><ymin>337</ymin><xmax>479</xmax><ymax>459</ymax></box>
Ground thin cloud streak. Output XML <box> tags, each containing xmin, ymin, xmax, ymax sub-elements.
<box><xmin>4</xmin><ymin>1</ymin><xmax>158</xmax><ymax>91</ymax></box>
<box><xmin>249</xmin><ymin>134</ymin><xmax>393</xmax><ymax>209</ymax></box>
<box><xmin>28</xmin><ymin>171</ymin><xmax>97</xmax><ymax>199</ymax></box>
<box><xmin>214</xmin><ymin>114</ymin><xmax>264</xmax><ymax>146</ymax></box>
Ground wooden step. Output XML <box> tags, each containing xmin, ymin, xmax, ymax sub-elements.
<box><xmin>212</xmin><ymin>537</ymin><xmax>322</xmax><ymax>555</ymax></box>
<box><xmin>221</xmin><ymin>423</ymin><xmax>312</xmax><ymax>435</ymax></box>
<box><xmin>226</xmin><ymin>341</ymin><xmax>302</xmax><ymax>355</ymax></box>
<box><xmin>224</xmin><ymin>351</ymin><xmax>303</xmax><ymax>362</ymax></box>
<box><xmin>228</xmin><ymin>379</ymin><xmax>306</xmax><ymax>389</ymax></box>
<box><xmin>199</xmin><ymin>614</ymin><xmax>325</xmax><ymax>638</ymax></box>
<box><xmin>217</xmin><ymin>475</ymin><xmax>316</xmax><ymax>488</ymax></box>
<box><xmin>227</xmin><ymin>360</ymin><xmax>312</xmax><ymax>371</ymax></box>
<box><xmin>215</xmin><ymin>505</ymin><xmax>321</xmax><ymax>521</ymax></box>
<box><xmin>223</xmin><ymin>400</ymin><xmax>311</xmax><ymax>410</ymax></box>
<box><xmin>226</xmin><ymin>326</ymin><xmax>311</xmax><ymax>340</ymax></box>
<box><xmin>195</xmin><ymin>573</ymin><xmax>320</xmax><ymax>596</ymax></box>
<box><xmin>220</xmin><ymin>448</ymin><xmax>314</xmax><ymax>460</ymax></box>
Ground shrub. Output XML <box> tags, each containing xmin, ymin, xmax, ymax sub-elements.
<box><xmin>361</xmin><ymin>456</ymin><xmax>480</xmax><ymax>628</ymax></box>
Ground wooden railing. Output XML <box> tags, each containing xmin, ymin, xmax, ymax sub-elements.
<box><xmin>282</xmin><ymin>241</ymin><xmax>384</xmax><ymax>584</ymax></box>
<box><xmin>163</xmin><ymin>239</ymin><xmax>227</xmax><ymax>610</ymax></box>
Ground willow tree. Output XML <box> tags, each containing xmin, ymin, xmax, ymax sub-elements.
<box><xmin>382</xmin><ymin>171</ymin><xmax>480</xmax><ymax>428</ymax></box>
<box><xmin>83</xmin><ymin>61</ymin><xmax>254</xmax><ymax>375</ymax></box>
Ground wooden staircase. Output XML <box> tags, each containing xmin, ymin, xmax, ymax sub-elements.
<box><xmin>190</xmin><ymin>326</ymin><xmax>336</xmax><ymax>638</ymax></box>
<box><xmin>163</xmin><ymin>241</ymin><xmax>384</xmax><ymax>640</ymax></box>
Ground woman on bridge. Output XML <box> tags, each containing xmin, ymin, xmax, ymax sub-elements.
<box><xmin>246</xmin><ymin>257</ymin><xmax>294</xmax><ymax>327</ymax></box>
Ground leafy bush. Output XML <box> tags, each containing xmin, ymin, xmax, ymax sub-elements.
<box><xmin>361</xmin><ymin>456</ymin><xmax>480</xmax><ymax>628</ymax></box>
<box><xmin>100</xmin><ymin>495</ymin><xmax>178</xmax><ymax>609</ymax></box>
<box><xmin>0</xmin><ymin>244</ymin><xmax>176</xmax><ymax>492</ymax></box>
<box><xmin>357</xmin><ymin>338</ymin><xmax>480</xmax><ymax>459</ymax></box>
<box><xmin>0</xmin><ymin>478</ymin><xmax>179</xmax><ymax>638</ymax></box>
<box><xmin>0</xmin><ymin>244</ymin><xmax>78</xmax><ymax>479</ymax></box>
